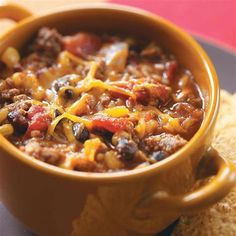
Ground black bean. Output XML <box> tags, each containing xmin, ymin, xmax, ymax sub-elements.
<box><xmin>53</xmin><ymin>82</ymin><xmax>60</xmax><ymax>92</ymax></box>
<box><xmin>13</xmin><ymin>63</ymin><xmax>24</xmax><ymax>72</ymax></box>
<box><xmin>54</xmin><ymin>109</ymin><xmax>61</xmax><ymax>117</ymax></box>
<box><xmin>72</xmin><ymin>123</ymin><xmax>90</xmax><ymax>143</ymax></box>
<box><xmin>116</xmin><ymin>138</ymin><xmax>138</xmax><ymax>161</ymax></box>
<box><xmin>129</xmin><ymin>44</ymin><xmax>142</xmax><ymax>53</ymax></box>
<box><xmin>52</xmin><ymin>75</ymin><xmax>71</xmax><ymax>92</ymax></box>
<box><xmin>64</xmin><ymin>89</ymin><xmax>74</xmax><ymax>99</ymax></box>
<box><xmin>151</xmin><ymin>151</ymin><xmax>166</xmax><ymax>162</ymax></box>
<box><xmin>7</xmin><ymin>110</ymin><xmax>28</xmax><ymax>134</ymax></box>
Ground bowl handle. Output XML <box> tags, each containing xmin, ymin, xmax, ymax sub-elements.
<box><xmin>134</xmin><ymin>147</ymin><xmax>236</xmax><ymax>216</ymax></box>
<box><xmin>0</xmin><ymin>3</ymin><xmax>32</xmax><ymax>22</ymax></box>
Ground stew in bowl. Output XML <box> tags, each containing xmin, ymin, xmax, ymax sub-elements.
<box><xmin>0</xmin><ymin>27</ymin><xmax>203</xmax><ymax>172</ymax></box>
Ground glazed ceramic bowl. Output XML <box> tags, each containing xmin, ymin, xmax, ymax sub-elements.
<box><xmin>0</xmin><ymin>3</ymin><xmax>235</xmax><ymax>236</ymax></box>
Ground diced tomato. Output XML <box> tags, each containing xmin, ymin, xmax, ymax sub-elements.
<box><xmin>92</xmin><ymin>116</ymin><xmax>129</xmax><ymax>133</ymax></box>
<box><xmin>63</xmin><ymin>32</ymin><xmax>101</xmax><ymax>58</ymax></box>
<box><xmin>28</xmin><ymin>105</ymin><xmax>46</xmax><ymax>120</ymax></box>
<box><xmin>26</xmin><ymin>105</ymin><xmax>51</xmax><ymax>135</ymax></box>
<box><xmin>28</xmin><ymin>114</ymin><xmax>51</xmax><ymax>132</ymax></box>
<box><xmin>144</xmin><ymin>112</ymin><xmax>155</xmax><ymax>121</ymax></box>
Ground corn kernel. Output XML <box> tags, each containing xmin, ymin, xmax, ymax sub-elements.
<box><xmin>32</xmin><ymin>86</ymin><xmax>45</xmax><ymax>100</ymax></box>
<box><xmin>84</xmin><ymin>138</ymin><xmax>102</xmax><ymax>161</ymax></box>
<box><xmin>58</xmin><ymin>51</ymin><xmax>72</xmax><ymax>69</ymax></box>
<box><xmin>12</xmin><ymin>72</ymin><xmax>23</xmax><ymax>87</ymax></box>
<box><xmin>1</xmin><ymin>47</ymin><xmax>20</xmax><ymax>68</ymax></box>
<box><xmin>0</xmin><ymin>108</ymin><xmax>9</xmax><ymax>123</ymax></box>
<box><xmin>104</xmin><ymin>151</ymin><xmax>123</xmax><ymax>170</ymax></box>
<box><xmin>135</xmin><ymin>118</ymin><xmax>146</xmax><ymax>138</ymax></box>
<box><xmin>25</xmin><ymin>73</ymin><xmax>39</xmax><ymax>89</ymax></box>
<box><xmin>0</xmin><ymin>124</ymin><xmax>14</xmax><ymax>136</ymax></box>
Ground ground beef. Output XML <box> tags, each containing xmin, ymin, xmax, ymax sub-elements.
<box><xmin>39</xmin><ymin>148</ymin><xmax>65</xmax><ymax>165</ymax></box>
<box><xmin>22</xmin><ymin>139</ymin><xmax>102</xmax><ymax>171</ymax></box>
<box><xmin>0</xmin><ymin>77</ymin><xmax>28</xmax><ymax>104</ymax></box>
<box><xmin>144</xmin><ymin>133</ymin><xmax>187</xmax><ymax>155</ymax></box>
<box><xmin>13</xmin><ymin>94</ymin><xmax>30</xmax><ymax>102</ymax></box>
<box><xmin>30</xmin><ymin>27</ymin><xmax>63</xmax><ymax>57</ymax></box>
<box><xmin>22</xmin><ymin>139</ymin><xmax>65</xmax><ymax>165</ymax></box>
<box><xmin>133</xmin><ymin>82</ymin><xmax>171</xmax><ymax>106</ymax></box>
<box><xmin>21</xmin><ymin>53</ymin><xmax>57</xmax><ymax>71</ymax></box>
<box><xmin>0</xmin><ymin>88</ymin><xmax>21</xmax><ymax>103</ymax></box>
<box><xmin>74</xmin><ymin>159</ymin><xmax>98</xmax><ymax>172</ymax></box>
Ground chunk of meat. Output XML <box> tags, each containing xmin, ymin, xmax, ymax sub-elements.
<box><xmin>63</xmin><ymin>32</ymin><xmax>102</xmax><ymax>58</ymax></box>
<box><xmin>144</xmin><ymin>133</ymin><xmax>187</xmax><ymax>155</ymax></box>
<box><xmin>74</xmin><ymin>159</ymin><xmax>98</xmax><ymax>172</ymax></box>
<box><xmin>30</xmin><ymin>27</ymin><xmax>63</xmax><ymax>57</ymax></box>
<box><xmin>133</xmin><ymin>82</ymin><xmax>171</xmax><ymax>105</ymax></box>
<box><xmin>21</xmin><ymin>53</ymin><xmax>55</xmax><ymax>71</ymax></box>
<box><xmin>148</xmin><ymin>83</ymin><xmax>171</xmax><ymax>102</ymax></box>
<box><xmin>164</xmin><ymin>60</ymin><xmax>178</xmax><ymax>81</ymax></box>
<box><xmin>7</xmin><ymin>101</ymin><xmax>32</xmax><ymax>134</ymax></box>
<box><xmin>170</xmin><ymin>102</ymin><xmax>203</xmax><ymax>119</ymax></box>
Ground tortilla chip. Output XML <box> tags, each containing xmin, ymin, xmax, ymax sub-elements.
<box><xmin>172</xmin><ymin>90</ymin><xmax>236</xmax><ymax>236</ymax></box>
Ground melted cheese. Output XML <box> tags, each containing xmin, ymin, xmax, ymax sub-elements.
<box><xmin>66</xmin><ymin>93</ymin><xmax>91</xmax><ymax>115</ymax></box>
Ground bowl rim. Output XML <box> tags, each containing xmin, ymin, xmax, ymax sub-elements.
<box><xmin>0</xmin><ymin>3</ymin><xmax>219</xmax><ymax>183</ymax></box>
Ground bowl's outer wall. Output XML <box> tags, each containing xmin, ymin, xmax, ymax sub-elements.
<box><xmin>0</xmin><ymin>6</ymin><xmax>217</xmax><ymax>236</ymax></box>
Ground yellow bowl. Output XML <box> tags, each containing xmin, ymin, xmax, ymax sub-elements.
<box><xmin>0</xmin><ymin>3</ymin><xmax>235</xmax><ymax>236</ymax></box>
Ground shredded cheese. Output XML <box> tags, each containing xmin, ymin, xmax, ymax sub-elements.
<box><xmin>48</xmin><ymin>113</ymin><xmax>92</xmax><ymax>137</ymax></box>
<box><xmin>103</xmin><ymin>106</ymin><xmax>129</xmax><ymax>117</ymax></box>
<box><xmin>62</xmin><ymin>121</ymin><xmax>76</xmax><ymax>142</ymax></box>
<box><xmin>69</xmin><ymin>62</ymin><xmax>135</xmax><ymax>98</ymax></box>
<box><xmin>66</xmin><ymin>93</ymin><xmax>91</xmax><ymax>115</ymax></box>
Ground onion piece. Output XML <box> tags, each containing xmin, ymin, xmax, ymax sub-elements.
<box><xmin>104</xmin><ymin>42</ymin><xmax>128</xmax><ymax>72</ymax></box>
